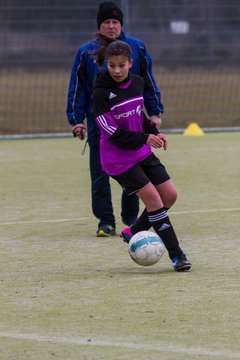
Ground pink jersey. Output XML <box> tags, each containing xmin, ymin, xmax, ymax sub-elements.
<box><xmin>93</xmin><ymin>73</ymin><xmax>153</xmax><ymax>176</ymax></box>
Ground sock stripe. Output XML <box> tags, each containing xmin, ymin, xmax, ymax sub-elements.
<box><xmin>148</xmin><ymin>210</ymin><xmax>168</xmax><ymax>223</ymax></box>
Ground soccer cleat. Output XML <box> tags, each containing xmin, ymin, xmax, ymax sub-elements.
<box><xmin>171</xmin><ymin>253</ymin><xmax>191</xmax><ymax>272</ymax></box>
<box><xmin>120</xmin><ymin>226</ymin><xmax>133</xmax><ymax>243</ymax></box>
<box><xmin>96</xmin><ymin>225</ymin><xmax>116</xmax><ymax>237</ymax></box>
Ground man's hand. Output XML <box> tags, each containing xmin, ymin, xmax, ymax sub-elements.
<box><xmin>72</xmin><ymin>124</ymin><xmax>87</xmax><ymax>140</ymax></box>
<box><xmin>150</xmin><ymin>115</ymin><xmax>162</xmax><ymax>129</ymax></box>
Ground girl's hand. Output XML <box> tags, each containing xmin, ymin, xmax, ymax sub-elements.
<box><xmin>147</xmin><ymin>134</ymin><xmax>167</xmax><ymax>149</ymax></box>
<box><xmin>157</xmin><ymin>133</ymin><xmax>167</xmax><ymax>150</ymax></box>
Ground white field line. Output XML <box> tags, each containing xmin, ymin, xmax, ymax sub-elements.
<box><xmin>0</xmin><ymin>208</ymin><xmax>239</xmax><ymax>226</ymax></box>
<box><xmin>1</xmin><ymin>126</ymin><xmax>240</xmax><ymax>140</ymax></box>
<box><xmin>0</xmin><ymin>217</ymin><xmax>88</xmax><ymax>226</ymax></box>
<box><xmin>0</xmin><ymin>332</ymin><xmax>239</xmax><ymax>359</ymax></box>
<box><xmin>170</xmin><ymin>207</ymin><xmax>240</xmax><ymax>215</ymax></box>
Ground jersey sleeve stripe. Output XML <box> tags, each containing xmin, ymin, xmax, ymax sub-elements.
<box><xmin>96</xmin><ymin>115</ymin><xmax>117</xmax><ymax>135</ymax></box>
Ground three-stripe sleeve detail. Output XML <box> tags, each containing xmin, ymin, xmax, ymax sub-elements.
<box><xmin>96</xmin><ymin>115</ymin><xmax>117</xmax><ymax>135</ymax></box>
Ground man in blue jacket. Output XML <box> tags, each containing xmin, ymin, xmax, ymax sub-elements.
<box><xmin>66</xmin><ymin>1</ymin><xmax>164</xmax><ymax>237</ymax></box>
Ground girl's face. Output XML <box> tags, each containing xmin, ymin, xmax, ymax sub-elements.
<box><xmin>107</xmin><ymin>55</ymin><xmax>133</xmax><ymax>83</ymax></box>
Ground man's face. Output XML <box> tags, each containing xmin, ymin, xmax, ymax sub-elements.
<box><xmin>99</xmin><ymin>19</ymin><xmax>121</xmax><ymax>39</ymax></box>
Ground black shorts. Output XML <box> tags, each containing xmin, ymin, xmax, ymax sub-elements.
<box><xmin>112</xmin><ymin>153</ymin><xmax>170</xmax><ymax>195</ymax></box>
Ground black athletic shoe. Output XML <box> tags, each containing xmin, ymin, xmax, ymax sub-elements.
<box><xmin>171</xmin><ymin>253</ymin><xmax>191</xmax><ymax>272</ymax></box>
<box><xmin>96</xmin><ymin>225</ymin><xmax>116</xmax><ymax>237</ymax></box>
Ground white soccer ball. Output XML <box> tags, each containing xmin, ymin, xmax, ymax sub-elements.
<box><xmin>128</xmin><ymin>231</ymin><xmax>165</xmax><ymax>266</ymax></box>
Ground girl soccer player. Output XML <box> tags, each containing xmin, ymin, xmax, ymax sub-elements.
<box><xmin>92</xmin><ymin>36</ymin><xmax>191</xmax><ymax>271</ymax></box>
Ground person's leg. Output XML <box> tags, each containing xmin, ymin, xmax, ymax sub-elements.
<box><xmin>123</xmin><ymin>179</ymin><xmax>177</xmax><ymax>237</ymax></box>
<box><xmin>122</xmin><ymin>155</ymin><xmax>176</xmax><ymax>236</ymax></box>
<box><xmin>117</xmin><ymin>155</ymin><xmax>191</xmax><ymax>270</ymax></box>
<box><xmin>155</xmin><ymin>180</ymin><xmax>177</xmax><ymax>209</ymax></box>
<box><xmin>88</xmin><ymin>136</ymin><xmax>116</xmax><ymax>233</ymax></box>
<box><xmin>136</xmin><ymin>182</ymin><xmax>180</xmax><ymax>255</ymax></box>
<box><xmin>121</xmin><ymin>191</ymin><xmax>139</xmax><ymax>226</ymax></box>
<box><xmin>136</xmin><ymin>183</ymin><xmax>191</xmax><ymax>271</ymax></box>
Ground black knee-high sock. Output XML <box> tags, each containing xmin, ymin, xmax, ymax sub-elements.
<box><xmin>131</xmin><ymin>207</ymin><xmax>170</xmax><ymax>235</ymax></box>
<box><xmin>131</xmin><ymin>208</ymin><xmax>151</xmax><ymax>234</ymax></box>
<box><xmin>148</xmin><ymin>207</ymin><xmax>183</xmax><ymax>259</ymax></box>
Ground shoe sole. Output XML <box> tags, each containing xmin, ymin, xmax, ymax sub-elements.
<box><xmin>175</xmin><ymin>264</ymin><xmax>191</xmax><ymax>272</ymax></box>
<box><xmin>120</xmin><ymin>234</ymin><xmax>130</xmax><ymax>243</ymax></box>
<box><xmin>96</xmin><ymin>231</ymin><xmax>111</xmax><ymax>237</ymax></box>
<box><xmin>97</xmin><ymin>231</ymin><xmax>117</xmax><ymax>237</ymax></box>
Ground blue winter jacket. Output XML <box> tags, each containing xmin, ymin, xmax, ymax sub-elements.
<box><xmin>66</xmin><ymin>31</ymin><xmax>164</xmax><ymax>139</ymax></box>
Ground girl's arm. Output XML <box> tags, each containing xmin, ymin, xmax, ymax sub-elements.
<box><xmin>109</xmin><ymin>127</ymin><xmax>149</xmax><ymax>149</ymax></box>
<box><xmin>142</xmin><ymin>113</ymin><xmax>159</xmax><ymax>135</ymax></box>
<box><xmin>93</xmin><ymin>87</ymin><xmax>162</xmax><ymax>150</ymax></box>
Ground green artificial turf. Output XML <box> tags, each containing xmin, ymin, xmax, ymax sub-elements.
<box><xmin>0</xmin><ymin>133</ymin><xmax>239</xmax><ymax>359</ymax></box>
